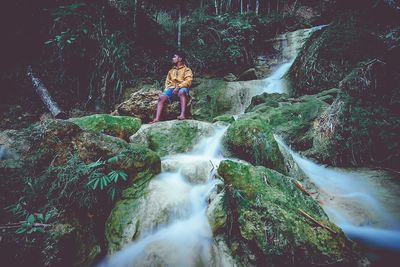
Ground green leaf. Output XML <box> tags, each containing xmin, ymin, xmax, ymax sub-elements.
<box><xmin>108</xmin><ymin>171</ymin><xmax>118</xmax><ymax>182</ymax></box>
<box><xmin>106</xmin><ymin>155</ymin><xmax>120</xmax><ymax>163</ymax></box>
<box><xmin>44</xmin><ymin>212</ymin><xmax>52</xmax><ymax>223</ymax></box>
<box><xmin>119</xmin><ymin>171</ymin><xmax>128</xmax><ymax>181</ymax></box>
<box><xmin>37</xmin><ymin>213</ymin><xmax>44</xmax><ymax>222</ymax></box>
<box><xmin>108</xmin><ymin>187</ymin><xmax>116</xmax><ymax>201</ymax></box>
<box><xmin>16</xmin><ymin>228</ymin><xmax>27</xmax><ymax>234</ymax></box>
<box><xmin>91</xmin><ymin>178</ymin><xmax>99</xmax><ymax>190</ymax></box>
<box><xmin>100</xmin><ymin>177</ymin><xmax>105</xmax><ymax>190</ymax></box>
<box><xmin>88</xmin><ymin>160</ymin><xmax>104</xmax><ymax>168</ymax></box>
<box><xmin>27</xmin><ymin>214</ymin><xmax>35</xmax><ymax>224</ymax></box>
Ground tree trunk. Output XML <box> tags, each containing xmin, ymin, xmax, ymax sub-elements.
<box><xmin>27</xmin><ymin>67</ymin><xmax>67</xmax><ymax>119</ymax></box>
<box><xmin>215</xmin><ymin>0</ymin><xmax>218</xmax><ymax>15</ymax></box>
<box><xmin>177</xmin><ymin>4</ymin><xmax>182</xmax><ymax>49</ymax></box>
<box><xmin>256</xmin><ymin>0</ymin><xmax>260</xmax><ymax>14</ymax></box>
<box><xmin>240</xmin><ymin>0</ymin><xmax>243</xmax><ymax>14</ymax></box>
<box><xmin>132</xmin><ymin>0</ymin><xmax>138</xmax><ymax>37</ymax></box>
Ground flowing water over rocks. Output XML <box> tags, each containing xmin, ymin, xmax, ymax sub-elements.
<box><xmin>275</xmin><ymin>136</ymin><xmax>400</xmax><ymax>262</ymax></box>
<box><xmin>101</xmin><ymin>126</ymin><xmax>230</xmax><ymax>266</ymax></box>
<box><xmin>99</xmin><ymin>24</ymin><xmax>397</xmax><ymax>266</ymax></box>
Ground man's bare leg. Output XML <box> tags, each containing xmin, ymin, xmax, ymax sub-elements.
<box><xmin>177</xmin><ymin>91</ymin><xmax>188</xmax><ymax>120</ymax></box>
<box><xmin>150</xmin><ymin>95</ymin><xmax>168</xmax><ymax>124</ymax></box>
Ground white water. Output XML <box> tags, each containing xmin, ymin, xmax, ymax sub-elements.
<box><xmin>99</xmin><ymin>126</ymin><xmax>228</xmax><ymax>267</ymax></box>
<box><xmin>275</xmin><ymin>136</ymin><xmax>400</xmax><ymax>251</ymax></box>
<box><xmin>258</xmin><ymin>25</ymin><xmax>327</xmax><ymax>95</ymax></box>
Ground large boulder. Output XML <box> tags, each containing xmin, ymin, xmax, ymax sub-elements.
<box><xmin>69</xmin><ymin>114</ymin><xmax>141</xmax><ymax>140</ymax></box>
<box><xmin>113</xmin><ymin>89</ymin><xmax>184</xmax><ymax>123</ymax></box>
<box><xmin>223</xmin><ymin>116</ymin><xmax>285</xmax><ymax>173</ymax></box>
<box><xmin>190</xmin><ymin>78</ymin><xmax>233</xmax><ymax>122</ymax></box>
<box><xmin>217</xmin><ymin>159</ymin><xmax>367</xmax><ymax>267</ymax></box>
<box><xmin>245</xmin><ymin>92</ymin><xmax>332</xmax><ymax>153</ymax></box>
<box><xmin>130</xmin><ymin>120</ymin><xmax>215</xmax><ymax>157</ymax></box>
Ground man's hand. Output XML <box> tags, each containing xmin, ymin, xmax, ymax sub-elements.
<box><xmin>173</xmin><ymin>86</ymin><xmax>179</xmax><ymax>95</ymax></box>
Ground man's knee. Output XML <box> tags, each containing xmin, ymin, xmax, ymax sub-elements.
<box><xmin>178</xmin><ymin>90</ymin><xmax>187</xmax><ymax>98</ymax></box>
<box><xmin>159</xmin><ymin>95</ymin><xmax>168</xmax><ymax>102</ymax></box>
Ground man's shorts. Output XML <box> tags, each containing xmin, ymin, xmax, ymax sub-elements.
<box><xmin>162</xmin><ymin>88</ymin><xmax>190</xmax><ymax>103</ymax></box>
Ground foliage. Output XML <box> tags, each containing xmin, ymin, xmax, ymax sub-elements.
<box><xmin>183</xmin><ymin>11</ymin><xmax>258</xmax><ymax>74</ymax></box>
<box><xmin>7</xmin><ymin>149</ymin><xmax>130</xmax><ymax>228</ymax></box>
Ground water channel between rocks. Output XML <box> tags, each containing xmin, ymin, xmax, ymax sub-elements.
<box><xmin>100</xmin><ymin>25</ymin><xmax>400</xmax><ymax>266</ymax></box>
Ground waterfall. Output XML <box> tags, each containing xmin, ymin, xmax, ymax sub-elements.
<box><xmin>275</xmin><ymin>136</ymin><xmax>400</xmax><ymax>251</ymax></box>
<box><xmin>99</xmin><ymin>125</ymin><xmax>228</xmax><ymax>267</ymax></box>
<box><xmin>229</xmin><ymin>25</ymin><xmax>327</xmax><ymax>115</ymax></box>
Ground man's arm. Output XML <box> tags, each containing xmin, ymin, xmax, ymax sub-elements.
<box><xmin>165</xmin><ymin>70</ymin><xmax>175</xmax><ymax>89</ymax></box>
<box><xmin>178</xmin><ymin>68</ymin><xmax>193</xmax><ymax>88</ymax></box>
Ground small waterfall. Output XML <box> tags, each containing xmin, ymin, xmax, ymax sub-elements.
<box><xmin>275</xmin><ymin>136</ymin><xmax>400</xmax><ymax>251</ymax></box>
<box><xmin>100</xmin><ymin>125</ymin><xmax>228</xmax><ymax>267</ymax></box>
<box><xmin>229</xmin><ymin>25</ymin><xmax>327</xmax><ymax>116</ymax></box>
<box><xmin>260</xmin><ymin>25</ymin><xmax>327</xmax><ymax>95</ymax></box>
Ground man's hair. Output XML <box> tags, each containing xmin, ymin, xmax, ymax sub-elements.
<box><xmin>174</xmin><ymin>51</ymin><xmax>186</xmax><ymax>61</ymax></box>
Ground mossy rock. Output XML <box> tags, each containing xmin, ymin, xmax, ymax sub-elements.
<box><xmin>218</xmin><ymin>160</ymin><xmax>364</xmax><ymax>266</ymax></box>
<box><xmin>212</xmin><ymin>114</ymin><xmax>235</xmax><ymax>124</ymax></box>
<box><xmin>130</xmin><ymin>119</ymin><xmax>214</xmax><ymax>157</ymax></box>
<box><xmin>0</xmin><ymin>119</ymin><xmax>161</xmax><ymax>266</ymax></box>
<box><xmin>223</xmin><ymin>116</ymin><xmax>285</xmax><ymax>173</ymax></box>
<box><xmin>245</xmin><ymin>93</ymin><xmax>328</xmax><ymax>152</ymax></box>
<box><xmin>105</xmin><ymin>171</ymin><xmax>155</xmax><ymax>254</ymax></box>
<box><xmin>69</xmin><ymin>114</ymin><xmax>141</xmax><ymax>140</ymax></box>
<box><xmin>191</xmin><ymin>78</ymin><xmax>232</xmax><ymax>122</ymax></box>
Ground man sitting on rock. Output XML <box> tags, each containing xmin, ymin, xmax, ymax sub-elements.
<box><xmin>150</xmin><ymin>52</ymin><xmax>193</xmax><ymax>124</ymax></box>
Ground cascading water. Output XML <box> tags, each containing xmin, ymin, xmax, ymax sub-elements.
<box><xmin>274</xmin><ymin>136</ymin><xmax>400</xmax><ymax>251</ymax></box>
<box><xmin>230</xmin><ymin>25</ymin><xmax>327</xmax><ymax>116</ymax></box>
<box><xmin>99</xmin><ymin>125</ymin><xmax>228</xmax><ymax>267</ymax></box>
<box><xmin>98</xmin><ymin>24</ymin><xmax>399</xmax><ymax>266</ymax></box>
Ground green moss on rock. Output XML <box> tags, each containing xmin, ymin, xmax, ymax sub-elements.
<box><xmin>218</xmin><ymin>159</ymin><xmax>362</xmax><ymax>266</ymax></box>
<box><xmin>223</xmin><ymin>116</ymin><xmax>285</xmax><ymax>173</ymax></box>
<box><xmin>212</xmin><ymin>114</ymin><xmax>235</xmax><ymax>124</ymax></box>
<box><xmin>130</xmin><ymin>120</ymin><xmax>214</xmax><ymax>157</ymax></box>
<box><xmin>244</xmin><ymin>92</ymin><xmax>328</xmax><ymax>152</ymax></box>
<box><xmin>191</xmin><ymin>78</ymin><xmax>232</xmax><ymax>122</ymax></box>
<box><xmin>105</xmin><ymin>171</ymin><xmax>155</xmax><ymax>254</ymax></box>
<box><xmin>69</xmin><ymin>114</ymin><xmax>141</xmax><ymax>140</ymax></box>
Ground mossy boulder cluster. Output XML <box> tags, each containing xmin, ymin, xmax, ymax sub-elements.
<box><xmin>69</xmin><ymin>114</ymin><xmax>141</xmax><ymax>140</ymax></box>
<box><xmin>216</xmin><ymin>160</ymin><xmax>365</xmax><ymax>267</ymax></box>
<box><xmin>0</xmin><ymin>119</ymin><xmax>161</xmax><ymax>266</ymax></box>
<box><xmin>223</xmin><ymin>91</ymin><xmax>333</xmax><ymax>172</ymax></box>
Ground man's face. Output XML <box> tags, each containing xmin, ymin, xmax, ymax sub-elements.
<box><xmin>172</xmin><ymin>54</ymin><xmax>182</xmax><ymax>64</ymax></box>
